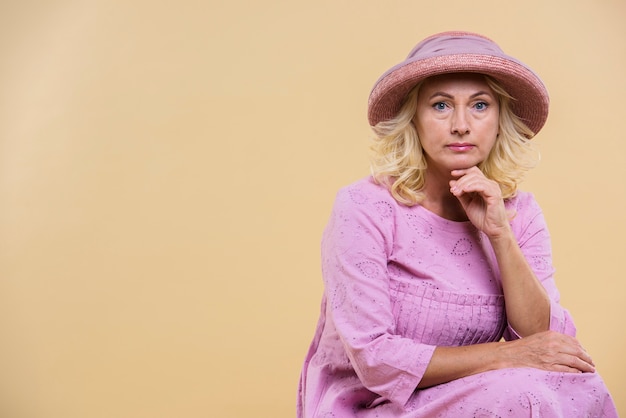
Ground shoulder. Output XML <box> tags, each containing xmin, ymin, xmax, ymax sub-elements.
<box><xmin>505</xmin><ymin>190</ymin><xmax>543</xmax><ymax>216</ymax></box>
<box><xmin>506</xmin><ymin>190</ymin><xmax>550</xmax><ymax>239</ymax></box>
<box><xmin>336</xmin><ymin>176</ymin><xmax>391</xmax><ymax>200</ymax></box>
<box><xmin>326</xmin><ymin>177</ymin><xmax>404</xmax><ymax>235</ymax></box>
<box><xmin>334</xmin><ymin>176</ymin><xmax>398</xmax><ymax>215</ymax></box>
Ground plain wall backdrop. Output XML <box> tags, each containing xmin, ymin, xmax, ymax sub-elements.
<box><xmin>0</xmin><ymin>1</ymin><xmax>624</xmax><ymax>417</ymax></box>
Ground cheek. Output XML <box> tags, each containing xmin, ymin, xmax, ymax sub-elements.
<box><xmin>487</xmin><ymin>116</ymin><xmax>500</xmax><ymax>137</ymax></box>
<box><xmin>415</xmin><ymin>117</ymin><xmax>443</xmax><ymax>138</ymax></box>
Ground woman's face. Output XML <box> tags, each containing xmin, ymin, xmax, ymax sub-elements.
<box><xmin>413</xmin><ymin>73</ymin><xmax>500</xmax><ymax>176</ymax></box>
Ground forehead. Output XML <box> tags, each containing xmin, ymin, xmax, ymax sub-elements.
<box><xmin>419</xmin><ymin>72</ymin><xmax>494</xmax><ymax>95</ymax></box>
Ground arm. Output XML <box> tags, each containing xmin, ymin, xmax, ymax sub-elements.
<box><xmin>489</xmin><ymin>228</ymin><xmax>550</xmax><ymax>336</ymax></box>
<box><xmin>322</xmin><ymin>183</ymin><xmax>436</xmax><ymax>405</ymax></box>
<box><xmin>450</xmin><ymin>167</ymin><xmax>550</xmax><ymax>336</ymax></box>
<box><xmin>504</xmin><ymin>193</ymin><xmax>578</xmax><ymax>338</ymax></box>
<box><xmin>418</xmin><ymin>330</ymin><xmax>596</xmax><ymax>388</ymax></box>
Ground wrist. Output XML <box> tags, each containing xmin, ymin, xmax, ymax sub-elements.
<box><xmin>493</xmin><ymin>341</ymin><xmax>513</xmax><ymax>370</ymax></box>
<box><xmin>487</xmin><ymin>226</ymin><xmax>515</xmax><ymax>248</ymax></box>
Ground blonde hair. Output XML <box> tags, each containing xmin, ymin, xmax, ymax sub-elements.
<box><xmin>369</xmin><ymin>75</ymin><xmax>539</xmax><ymax>206</ymax></box>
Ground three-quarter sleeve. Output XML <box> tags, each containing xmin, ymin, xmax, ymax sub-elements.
<box><xmin>321</xmin><ymin>186</ymin><xmax>436</xmax><ymax>406</ymax></box>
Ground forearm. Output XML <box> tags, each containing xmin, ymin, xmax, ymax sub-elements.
<box><xmin>490</xmin><ymin>230</ymin><xmax>550</xmax><ymax>336</ymax></box>
<box><xmin>418</xmin><ymin>331</ymin><xmax>595</xmax><ymax>389</ymax></box>
<box><xmin>417</xmin><ymin>342</ymin><xmax>505</xmax><ymax>388</ymax></box>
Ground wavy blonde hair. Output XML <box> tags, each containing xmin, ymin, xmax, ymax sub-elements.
<box><xmin>369</xmin><ymin>75</ymin><xmax>539</xmax><ymax>206</ymax></box>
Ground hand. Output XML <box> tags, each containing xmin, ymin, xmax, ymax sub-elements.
<box><xmin>500</xmin><ymin>331</ymin><xmax>596</xmax><ymax>374</ymax></box>
<box><xmin>449</xmin><ymin>167</ymin><xmax>509</xmax><ymax>238</ymax></box>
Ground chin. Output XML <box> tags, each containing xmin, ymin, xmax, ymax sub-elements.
<box><xmin>452</xmin><ymin>158</ymin><xmax>485</xmax><ymax>170</ymax></box>
<box><xmin>450</xmin><ymin>163</ymin><xmax>479</xmax><ymax>171</ymax></box>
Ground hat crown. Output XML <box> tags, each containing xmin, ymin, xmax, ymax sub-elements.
<box><xmin>407</xmin><ymin>32</ymin><xmax>506</xmax><ymax>62</ymax></box>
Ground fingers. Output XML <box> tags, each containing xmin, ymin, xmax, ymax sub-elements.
<box><xmin>549</xmin><ymin>352</ymin><xmax>595</xmax><ymax>374</ymax></box>
<box><xmin>520</xmin><ymin>331</ymin><xmax>596</xmax><ymax>374</ymax></box>
<box><xmin>559</xmin><ymin>337</ymin><xmax>595</xmax><ymax>373</ymax></box>
<box><xmin>551</xmin><ymin>332</ymin><xmax>594</xmax><ymax>361</ymax></box>
<box><xmin>569</xmin><ymin>354</ymin><xmax>596</xmax><ymax>373</ymax></box>
<box><xmin>449</xmin><ymin>168</ymin><xmax>500</xmax><ymax>198</ymax></box>
<box><xmin>451</xmin><ymin>167</ymin><xmax>481</xmax><ymax>177</ymax></box>
<box><xmin>550</xmin><ymin>363</ymin><xmax>589</xmax><ymax>374</ymax></box>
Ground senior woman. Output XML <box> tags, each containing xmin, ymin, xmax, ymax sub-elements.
<box><xmin>297</xmin><ymin>31</ymin><xmax>617</xmax><ymax>417</ymax></box>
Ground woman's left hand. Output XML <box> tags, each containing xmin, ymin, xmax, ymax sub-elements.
<box><xmin>449</xmin><ymin>167</ymin><xmax>510</xmax><ymax>238</ymax></box>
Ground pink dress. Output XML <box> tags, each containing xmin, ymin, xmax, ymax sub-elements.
<box><xmin>297</xmin><ymin>177</ymin><xmax>617</xmax><ymax>417</ymax></box>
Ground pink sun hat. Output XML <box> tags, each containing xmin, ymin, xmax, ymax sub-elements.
<box><xmin>367</xmin><ymin>31</ymin><xmax>550</xmax><ymax>136</ymax></box>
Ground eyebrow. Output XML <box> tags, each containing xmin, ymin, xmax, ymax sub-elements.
<box><xmin>428</xmin><ymin>90</ymin><xmax>494</xmax><ymax>100</ymax></box>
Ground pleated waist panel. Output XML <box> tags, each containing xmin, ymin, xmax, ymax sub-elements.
<box><xmin>389</xmin><ymin>279</ymin><xmax>506</xmax><ymax>347</ymax></box>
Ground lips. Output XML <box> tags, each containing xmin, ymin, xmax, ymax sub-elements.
<box><xmin>447</xmin><ymin>143</ymin><xmax>475</xmax><ymax>152</ymax></box>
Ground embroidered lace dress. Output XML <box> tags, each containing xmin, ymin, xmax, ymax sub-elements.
<box><xmin>297</xmin><ymin>177</ymin><xmax>617</xmax><ymax>417</ymax></box>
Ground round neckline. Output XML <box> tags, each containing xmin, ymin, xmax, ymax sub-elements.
<box><xmin>413</xmin><ymin>203</ymin><xmax>479</xmax><ymax>234</ymax></box>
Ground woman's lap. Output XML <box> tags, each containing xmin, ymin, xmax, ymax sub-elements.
<box><xmin>399</xmin><ymin>368</ymin><xmax>616</xmax><ymax>417</ymax></box>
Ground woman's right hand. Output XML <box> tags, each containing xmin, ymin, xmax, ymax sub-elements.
<box><xmin>500</xmin><ymin>330</ymin><xmax>596</xmax><ymax>373</ymax></box>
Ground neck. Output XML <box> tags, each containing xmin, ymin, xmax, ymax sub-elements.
<box><xmin>421</xmin><ymin>171</ymin><xmax>468</xmax><ymax>222</ymax></box>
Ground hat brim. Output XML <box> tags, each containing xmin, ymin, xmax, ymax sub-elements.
<box><xmin>367</xmin><ymin>54</ymin><xmax>549</xmax><ymax>136</ymax></box>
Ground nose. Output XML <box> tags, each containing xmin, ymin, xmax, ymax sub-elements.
<box><xmin>451</xmin><ymin>109</ymin><xmax>470</xmax><ymax>135</ymax></box>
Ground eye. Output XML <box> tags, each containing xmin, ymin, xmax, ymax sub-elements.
<box><xmin>432</xmin><ymin>102</ymin><xmax>447</xmax><ymax>111</ymax></box>
<box><xmin>474</xmin><ymin>101</ymin><xmax>489</xmax><ymax>111</ymax></box>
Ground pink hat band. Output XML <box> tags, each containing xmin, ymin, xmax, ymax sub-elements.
<box><xmin>367</xmin><ymin>32</ymin><xmax>549</xmax><ymax>136</ymax></box>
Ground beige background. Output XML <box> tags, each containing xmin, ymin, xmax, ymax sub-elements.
<box><xmin>0</xmin><ymin>1</ymin><xmax>624</xmax><ymax>417</ymax></box>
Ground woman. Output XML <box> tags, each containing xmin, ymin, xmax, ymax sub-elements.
<box><xmin>297</xmin><ymin>32</ymin><xmax>617</xmax><ymax>417</ymax></box>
